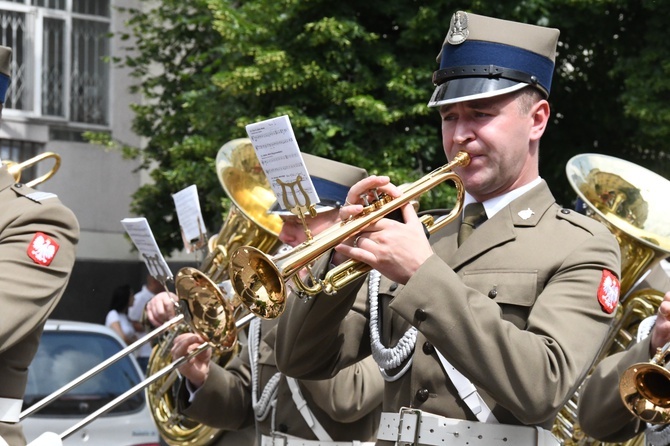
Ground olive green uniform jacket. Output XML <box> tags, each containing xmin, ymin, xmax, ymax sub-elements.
<box><xmin>0</xmin><ymin>167</ymin><xmax>79</xmax><ymax>446</ymax></box>
<box><xmin>577</xmin><ymin>264</ymin><xmax>670</xmax><ymax>443</ymax></box>
<box><xmin>577</xmin><ymin>339</ymin><xmax>651</xmax><ymax>442</ymax></box>
<box><xmin>177</xmin><ymin>317</ymin><xmax>383</xmax><ymax>443</ymax></box>
<box><xmin>274</xmin><ymin>181</ymin><xmax>621</xmax><ymax>444</ymax></box>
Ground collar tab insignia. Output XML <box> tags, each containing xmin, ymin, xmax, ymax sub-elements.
<box><xmin>518</xmin><ymin>208</ymin><xmax>535</xmax><ymax>220</ymax></box>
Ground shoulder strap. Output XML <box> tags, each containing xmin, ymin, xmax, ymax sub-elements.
<box><xmin>285</xmin><ymin>377</ymin><xmax>333</xmax><ymax>441</ymax></box>
<box><xmin>435</xmin><ymin>349</ymin><xmax>498</xmax><ymax>423</ymax></box>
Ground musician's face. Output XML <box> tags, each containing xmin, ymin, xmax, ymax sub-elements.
<box><xmin>439</xmin><ymin>90</ymin><xmax>547</xmax><ymax>202</ymax></box>
<box><xmin>279</xmin><ymin>209</ymin><xmax>340</xmax><ymax>247</ymax></box>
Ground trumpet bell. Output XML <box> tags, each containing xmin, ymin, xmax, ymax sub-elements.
<box><xmin>174</xmin><ymin>267</ymin><xmax>237</xmax><ymax>352</ymax></box>
<box><xmin>620</xmin><ymin>361</ymin><xmax>670</xmax><ymax>424</ymax></box>
<box><xmin>230</xmin><ymin>246</ymin><xmax>286</xmax><ymax>319</ymax></box>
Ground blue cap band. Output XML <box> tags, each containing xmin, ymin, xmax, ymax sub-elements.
<box><xmin>437</xmin><ymin>40</ymin><xmax>555</xmax><ymax>96</ymax></box>
<box><xmin>0</xmin><ymin>73</ymin><xmax>9</xmax><ymax>103</ymax></box>
<box><xmin>311</xmin><ymin>176</ymin><xmax>350</xmax><ymax>208</ymax></box>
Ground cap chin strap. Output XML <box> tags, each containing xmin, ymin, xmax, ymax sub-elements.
<box><xmin>432</xmin><ymin>64</ymin><xmax>546</xmax><ymax>97</ymax></box>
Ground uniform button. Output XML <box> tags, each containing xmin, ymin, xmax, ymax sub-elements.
<box><xmin>414</xmin><ymin>309</ymin><xmax>427</xmax><ymax>321</ymax></box>
<box><xmin>561</xmin><ymin>209</ymin><xmax>570</xmax><ymax>214</ymax></box>
<box><xmin>278</xmin><ymin>423</ymin><xmax>288</xmax><ymax>433</ymax></box>
<box><xmin>390</xmin><ymin>283</ymin><xmax>398</xmax><ymax>291</ymax></box>
<box><xmin>422</xmin><ymin>341</ymin><xmax>435</xmax><ymax>355</ymax></box>
<box><xmin>416</xmin><ymin>388</ymin><xmax>429</xmax><ymax>402</ymax></box>
<box><xmin>14</xmin><ymin>183</ymin><xmax>22</xmax><ymax>188</ymax></box>
<box><xmin>488</xmin><ymin>289</ymin><xmax>498</xmax><ymax>298</ymax></box>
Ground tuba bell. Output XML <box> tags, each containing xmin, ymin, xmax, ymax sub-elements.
<box><xmin>145</xmin><ymin>138</ymin><xmax>283</xmax><ymax>446</ymax></box>
<box><xmin>551</xmin><ymin>153</ymin><xmax>670</xmax><ymax>446</ymax></box>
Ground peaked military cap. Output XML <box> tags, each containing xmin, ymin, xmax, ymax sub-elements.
<box><xmin>0</xmin><ymin>46</ymin><xmax>11</xmax><ymax>104</ymax></box>
<box><xmin>270</xmin><ymin>153</ymin><xmax>368</xmax><ymax>216</ymax></box>
<box><xmin>428</xmin><ymin>11</ymin><xmax>560</xmax><ymax>107</ymax></box>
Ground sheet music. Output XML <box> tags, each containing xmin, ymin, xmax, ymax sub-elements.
<box><xmin>121</xmin><ymin>217</ymin><xmax>173</xmax><ymax>282</ymax></box>
<box><xmin>245</xmin><ymin>115</ymin><xmax>319</xmax><ymax>210</ymax></box>
<box><xmin>172</xmin><ymin>184</ymin><xmax>207</xmax><ymax>251</ymax></box>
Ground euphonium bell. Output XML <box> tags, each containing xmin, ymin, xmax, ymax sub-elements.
<box><xmin>228</xmin><ymin>151</ymin><xmax>470</xmax><ymax>319</ymax></box>
<box><xmin>619</xmin><ymin>342</ymin><xmax>670</xmax><ymax>424</ymax></box>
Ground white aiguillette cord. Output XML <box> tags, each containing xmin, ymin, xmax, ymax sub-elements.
<box><xmin>249</xmin><ymin>318</ymin><xmax>281</xmax><ymax>421</ymax></box>
<box><xmin>368</xmin><ymin>270</ymin><xmax>417</xmax><ymax>381</ymax></box>
<box><xmin>249</xmin><ymin>318</ymin><xmax>331</xmax><ymax>440</ymax></box>
<box><xmin>369</xmin><ymin>270</ymin><xmax>497</xmax><ymax>423</ymax></box>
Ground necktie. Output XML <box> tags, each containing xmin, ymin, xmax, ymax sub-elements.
<box><xmin>458</xmin><ymin>202</ymin><xmax>487</xmax><ymax>246</ymax></box>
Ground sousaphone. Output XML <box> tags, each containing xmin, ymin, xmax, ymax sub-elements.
<box><xmin>145</xmin><ymin>138</ymin><xmax>283</xmax><ymax>446</ymax></box>
<box><xmin>552</xmin><ymin>153</ymin><xmax>670</xmax><ymax>446</ymax></box>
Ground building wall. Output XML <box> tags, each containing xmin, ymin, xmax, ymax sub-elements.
<box><xmin>0</xmin><ymin>0</ymin><xmax>198</xmax><ymax>323</ymax></box>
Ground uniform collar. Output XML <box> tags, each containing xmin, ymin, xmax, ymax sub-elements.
<box><xmin>464</xmin><ymin>176</ymin><xmax>542</xmax><ymax>219</ymax></box>
<box><xmin>448</xmin><ymin>181</ymin><xmax>555</xmax><ymax>270</ymax></box>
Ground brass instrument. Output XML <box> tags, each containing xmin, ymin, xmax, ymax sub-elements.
<box><xmin>22</xmin><ymin>267</ymin><xmax>253</xmax><ymax>445</ymax></box>
<box><xmin>551</xmin><ymin>153</ymin><xmax>670</xmax><ymax>446</ymax></box>
<box><xmin>3</xmin><ymin>151</ymin><xmax>61</xmax><ymax>187</ymax></box>
<box><xmin>229</xmin><ymin>151</ymin><xmax>470</xmax><ymax>319</ymax></box>
<box><xmin>146</xmin><ymin>138</ymin><xmax>282</xmax><ymax>446</ymax></box>
<box><xmin>620</xmin><ymin>340</ymin><xmax>670</xmax><ymax>425</ymax></box>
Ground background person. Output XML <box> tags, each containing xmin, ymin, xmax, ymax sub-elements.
<box><xmin>128</xmin><ymin>274</ymin><xmax>163</xmax><ymax>370</ymax></box>
<box><xmin>105</xmin><ymin>284</ymin><xmax>139</xmax><ymax>346</ymax></box>
<box><xmin>146</xmin><ymin>153</ymin><xmax>383</xmax><ymax>446</ymax></box>
<box><xmin>274</xmin><ymin>11</ymin><xmax>621</xmax><ymax>446</ymax></box>
<box><xmin>0</xmin><ymin>45</ymin><xmax>80</xmax><ymax>446</ymax></box>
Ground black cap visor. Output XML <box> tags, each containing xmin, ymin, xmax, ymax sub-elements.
<box><xmin>428</xmin><ymin>77</ymin><xmax>528</xmax><ymax>108</ymax></box>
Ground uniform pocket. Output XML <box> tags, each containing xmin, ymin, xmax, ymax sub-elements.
<box><xmin>462</xmin><ymin>270</ymin><xmax>538</xmax><ymax>328</ymax></box>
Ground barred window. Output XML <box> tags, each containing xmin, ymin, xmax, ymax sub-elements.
<box><xmin>0</xmin><ymin>1</ymin><xmax>110</xmax><ymax>125</ymax></box>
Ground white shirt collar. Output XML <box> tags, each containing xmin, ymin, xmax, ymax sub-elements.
<box><xmin>464</xmin><ymin>177</ymin><xmax>543</xmax><ymax>219</ymax></box>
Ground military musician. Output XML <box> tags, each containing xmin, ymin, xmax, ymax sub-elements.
<box><xmin>0</xmin><ymin>46</ymin><xmax>80</xmax><ymax>446</ymax></box>
<box><xmin>146</xmin><ymin>154</ymin><xmax>383</xmax><ymax>446</ymax></box>
<box><xmin>274</xmin><ymin>11</ymin><xmax>622</xmax><ymax>446</ymax></box>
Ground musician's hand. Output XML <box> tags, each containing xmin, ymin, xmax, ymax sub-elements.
<box><xmin>336</xmin><ymin>201</ymin><xmax>433</xmax><ymax>285</ymax></box>
<box><xmin>338</xmin><ymin>175</ymin><xmax>401</xmax><ymax>221</ymax></box>
<box><xmin>651</xmin><ymin>291</ymin><xmax>670</xmax><ymax>354</ymax></box>
<box><xmin>333</xmin><ymin>175</ymin><xmax>405</xmax><ymax>267</ymax></box>
<box><xmin>171</xmin><ymin>332</ymin><xmax>211</xmax><ymax>389</ymax></box>
<box><xmin>146</xmin><ymin>291</ymin><xmax>178</xmax><ymax>327</ymax></box>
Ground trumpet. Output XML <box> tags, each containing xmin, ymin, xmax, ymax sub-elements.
<box><xmin>228</xmin><ymin>151</ymin><xmax>470</xmax><ymax>319</ymax></box>
<box><xmin>3</xmin><ymin>152</ymin><xmax>61</xmax><ymax>187</ymax></box>
<box><xmin>619</xmin><ymin>341</ymin><xmax>670</xmax><ymax>424</ymax></box>
<box><xmin>22</xmin><ymin>267</ymin><xmax>253</xmax><ymax>445</ymax></box>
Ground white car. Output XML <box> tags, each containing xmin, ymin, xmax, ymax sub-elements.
<box><xmin>21</xmin><ymin>319</ymin><xmax>160</xmax><ymax>446</ymax></box>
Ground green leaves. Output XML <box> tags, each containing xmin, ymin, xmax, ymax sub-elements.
<box><xmin>114</xmin><ymin>0</ymin><xmax>669</xmax><ymax>254</ymax></box>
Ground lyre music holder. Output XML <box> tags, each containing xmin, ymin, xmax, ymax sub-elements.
<box><xmin>277</xmin><ymin>175</ymin><xmax>317</xmax><ymax>241</ymax></box>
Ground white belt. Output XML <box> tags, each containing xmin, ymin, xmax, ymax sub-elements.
<box><xmin>377</xmin><ymin>409</ymin><xmax>559</xmax><ymax>446</ymax></box>
<box><xmin>261</xmin><ymin>434</ymin><xmax>375</xmax><ymax>446</ymax></box>
<box><xmin>0</xmin><ymin>397</ymin><xmax>21</xmax><ymax>423</ymax></box>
